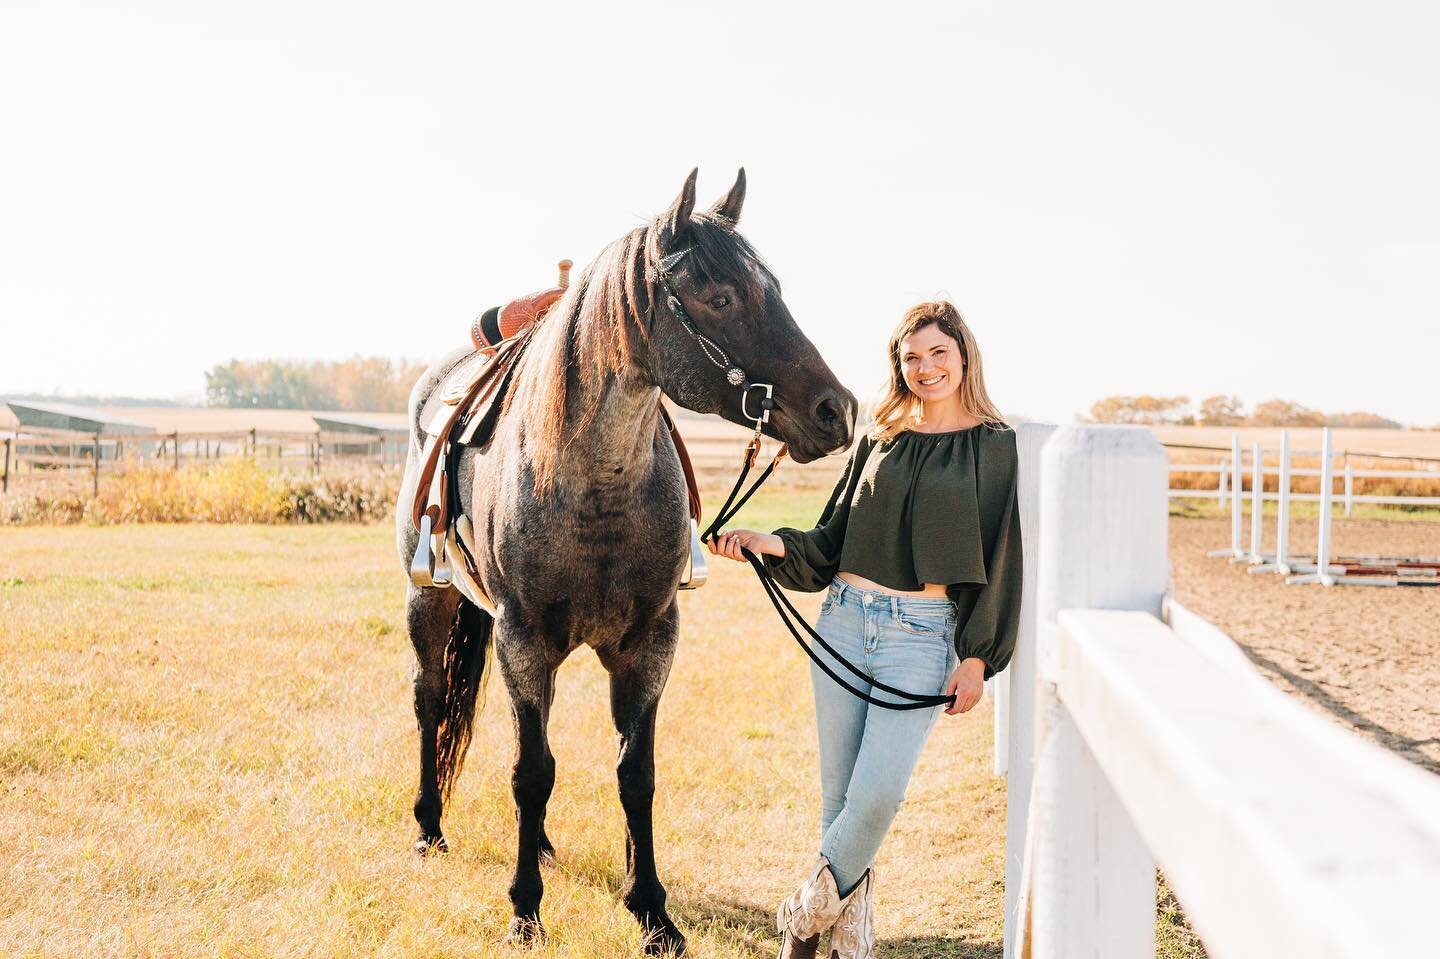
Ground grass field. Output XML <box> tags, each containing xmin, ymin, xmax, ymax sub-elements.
<box><xmin>0</xmin><ymin>495</ymin><xmax>1206</xmax><ymax>958</ymax></box>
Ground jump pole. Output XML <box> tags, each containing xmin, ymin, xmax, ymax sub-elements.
<box><xmin>1287</xmin><ymin>428</ymin><xmax>1339</xmax><ymax>586</ymax></box>
<box><xmin>1250</xmin><ymin>430</ymin><xmax>1292</xmax><ymax>575</ymax></box>
<box><xmin>1244</xmin><ymin>441</ymin><xmax>1264</xmax><ymax>564</ymax></box>
<box><xmin>1207</xmin><ymin>432</ymin><xmax>1245</xmax><ymax>560</ymax></box>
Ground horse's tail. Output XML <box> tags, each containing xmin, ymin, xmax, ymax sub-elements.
<box><xmin>436</xmin><ymin>597</ymin><xmax>494</xmax><ymax>803</ymax></box>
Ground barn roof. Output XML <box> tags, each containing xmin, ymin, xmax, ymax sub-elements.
<box><xmin>312</xmin><ymin>413</ymin><xmax>408</xmax><ymax>436</ymax></box>
<box><xmin>4</xmin><ymin>400</ymin><xmax>156</xmax><ymax>435</ymax></box>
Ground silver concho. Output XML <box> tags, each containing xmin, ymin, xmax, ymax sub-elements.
<box><xmin>726</xmin><ymin>368</ymin><xmax>746</xmax><ymax>386</ymax></box>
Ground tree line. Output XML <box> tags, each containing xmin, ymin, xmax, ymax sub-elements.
<box><xmin>204</xmin><ymin>357</ymin><xmax>428</xmax><ymax>412</ymax></box>
<box><xmin>1084</xmin><ymin>394</ymin><xmax>1403</xmax><ymax>429</ymax></box>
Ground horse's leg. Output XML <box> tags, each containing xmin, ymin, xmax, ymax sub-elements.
<box><xmin>407</xmin><ymin>582</ymin><xmax>462</xmax><ymax>854</ymax></box>
<box><xmin>497</xmin><ymin>639</ymin><xmax>558</xmax><ymax>945</ymax></box>
<box><xmin>517</xmin><ymin>676</ymin><xmax>558</xmax><ymax>867</ymax></box>
<box><xmin>604</xmin><ymin>636</ymin><xmax>686</xmax><ymax>956</ymax></box>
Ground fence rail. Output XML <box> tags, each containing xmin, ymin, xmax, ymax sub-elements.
<box><xmin>1044</xmin><ymin>605</ymin><xmax>1440</xmax><ymax>958</ymax></box>
<box><xmin>0</xmin><ymin>426</ymin><xmax>405</xmax><ymax>494</ymax></box>
<box><xmin>1164</xmin><ymin>434</ymin><xmax>1440</xmax><ymax>512</ymax></box>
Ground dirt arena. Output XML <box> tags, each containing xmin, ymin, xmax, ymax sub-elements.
<box><xmin>1169</xmin><ymin>514</ymin><xmax>1440</xmax><ymax>774</ymax></box>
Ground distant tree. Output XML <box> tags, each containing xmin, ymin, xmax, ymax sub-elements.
<box><xmin>333</xmin><ymin>356</ymin><xmax>400</xmax><ymax>412</ymax></box>
<box><xmin>1248</xmin><ymin>399</ymin><xmax>1325</xmax><ymax>427</ymax></box>
<box><xmin>1198</xmin><ymin>394</ymin><xmax>1246</xmax><ymax>426</ymax></box>
<box><xmin>205</xmin><ymin>356</ymin><xmax>424</xmax><ymax>411</ymax></box>
<box><xmin>1085</xmin><ymin>394</ymin><xmax>1191</xmax><ymax>425</ymax></box>
<box><xmin>1326</xmin><ymin>411</ymin><xmax>1402</xmax><ymax>429</ymax></box>
<box><xmin>205</xmin><ymin>359</ymin><xmax>335</xmax><ymax>409</ymax></box>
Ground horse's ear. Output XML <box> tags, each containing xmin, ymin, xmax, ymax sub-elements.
<box><xmin>659</xmin><ymin>168</ymin><xmax>698</xmax><ymax>250</ymax></box>
<box><xmin>708</xmin><ymin>168</ymin><xmax>746</xmax><ymax>225</ymax></box>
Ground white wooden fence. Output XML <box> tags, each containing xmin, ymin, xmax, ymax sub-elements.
<box><xmin>1169</xmin><ymin>430</ymin><xmax>1440</xmax><ymax>512</ymax></box>
<box><xmin>997</xmin><ymin>424</ymin><xmax>1440</xmax><ymax>959</ymax></box>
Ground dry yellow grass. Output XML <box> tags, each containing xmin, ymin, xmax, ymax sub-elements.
<box><xmin>1</xmin><ymin>460</ymin><xmax>400</xmax><ymax>526</ymax></box>
<box><xmin>0</xmin><ymin>524</ymin><xmax>1006</xmax><ymax>958</ymax></box>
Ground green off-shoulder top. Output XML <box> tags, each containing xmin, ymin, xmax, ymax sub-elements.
<box><xmin>761</xmin><ymin>423</ymin><xmax>1023</xmax><ymax>680</ymax></box>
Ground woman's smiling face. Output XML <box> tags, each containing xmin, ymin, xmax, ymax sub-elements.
<box><xmin>898</xmin><ymin>322</ymin><xmax>964</xmax><ymax>403</ymax></box>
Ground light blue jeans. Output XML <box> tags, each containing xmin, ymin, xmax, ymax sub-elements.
<box><xmin>810</xmin><ymin>576</ymin><xmax>958</xmax><ymax>895</ymax></box>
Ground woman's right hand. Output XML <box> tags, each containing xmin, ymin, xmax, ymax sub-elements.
<box><xmin>708</xmin><ymin>529</ymin><xmax>784</xmax><ymax>563</ymax></box>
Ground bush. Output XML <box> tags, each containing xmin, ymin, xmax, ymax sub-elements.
<box><xmin>0</xmin><ymin>460</ymin><xmax>401</xmax><ymax>526</ymax></box>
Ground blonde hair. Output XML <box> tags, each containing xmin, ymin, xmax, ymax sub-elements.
<box><xmin>867</xmin><ymin>300</ymin><xmax>1007</xmax><ymax>443</ymax></box>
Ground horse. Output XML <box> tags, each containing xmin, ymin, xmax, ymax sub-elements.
<box><xmin>395</xmin><ymin>169</ymin><xmax>857</xmax><ymax>953</ymax></box>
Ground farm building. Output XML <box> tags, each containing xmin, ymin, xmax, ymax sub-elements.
<box><xmin>312</xmin><ymin>413</ymin><xmax>408</xmax><ymax>464</ymax></box>
<box><xmin>3</xmin><ymin>400</ymin><xmax>157</xmax><ymax>460</ymax></box>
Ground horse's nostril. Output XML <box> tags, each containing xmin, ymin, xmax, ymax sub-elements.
<box><xmin>813</xmin><ymin>394</ymin><xmax>842</xmax><ymax>429</ymax></box>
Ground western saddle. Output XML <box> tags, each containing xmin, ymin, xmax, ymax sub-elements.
<box><xmin>408</xmin><ymin>260</ymin><xmax>708</xmax><ymax>615</ymax></box>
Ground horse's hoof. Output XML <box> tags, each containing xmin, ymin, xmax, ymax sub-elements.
<box><xmin>503</xmin><ymin>916</ymin><xmax>545</xmax><ymax>947</ymax></box>
<box><xmin>639</xmin><ymin>917</ymin><xmax>686</xmax><ymax>956</ymax></box>
<box><xmin>413</xmin><ymin>834</ymin><xmax>448</xmax><ymax>857</ymax></box>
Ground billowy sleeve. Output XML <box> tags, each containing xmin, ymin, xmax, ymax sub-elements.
<box><xmin>954</xmin><ymin>428</ymin><xmax>1023</xmax><ymax>681</ymax></box>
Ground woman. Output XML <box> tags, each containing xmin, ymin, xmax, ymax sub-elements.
<box><xmin>709</xmin><ymin>300</ymin><xmax>1023</xmax><ymax>959</ymax></box>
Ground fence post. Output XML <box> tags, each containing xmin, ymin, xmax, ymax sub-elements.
<box><xmin>2</xmin><ymin>437</ymin><xmax>10</xmax><ymax>493</ymax></box>
<box><xmin>1000</xmin><ymin>423</ymin><xmax>1055</xmax><ymax>953</ymax></box>
<box><xmin>1021</xmin><ymin>425</ymin><xmax>1168</xmax><ymax>959</ymax></box>
<box><xmin>172</xmin><ymin>432</ymin><xmax>180</xmax><ymax>471</ymax></box>
<box><xmin>249</xmin><ymin>428</ymin><xmax>257</xmax><ymax>459</ymax></box>
<box><xmin>93</xmin><ymin>432</ymin><xmax>101</xmax><ymax>498</ymax></box>
<box><xmin>1217</xmin><ymin>455</ymin><xmax>1227</xmax><ymax>507</ymax></box>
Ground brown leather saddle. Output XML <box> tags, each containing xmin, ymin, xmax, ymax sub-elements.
<box><xmin>408</xmin><ymin>264</ymin><xmax>707</xmax><ymax>608</ymax></box>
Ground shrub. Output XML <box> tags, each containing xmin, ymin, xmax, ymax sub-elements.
<box><xmin>0</xmin><ymin>460</ymin><xmax>401</xmax><ymax>526</ymax></box>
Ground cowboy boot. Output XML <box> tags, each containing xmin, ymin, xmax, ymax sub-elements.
<box><xmin>777</xmin><ymin>856</ymin><xmax>844</xmax><ymax>959</ymax></box>
<box><xmin>827</xmin><ymin>868</ymin><xmax>876</xmax><ymax>959</ymax></box>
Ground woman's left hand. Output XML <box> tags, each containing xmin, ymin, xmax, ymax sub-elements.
<box><xmin>943</xmin><ymin>658</ymin><xmax>987</xmax><ymax>715</ymax></box>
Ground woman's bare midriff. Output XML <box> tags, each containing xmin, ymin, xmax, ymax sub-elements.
<box><xmin>836</xmin><ymin>570</ymin><xmax>950</xmax><ymax>598</ymax></box>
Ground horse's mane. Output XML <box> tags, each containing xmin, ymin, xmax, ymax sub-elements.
<box><xmin>513</xmin><ymin>211</ymin><xmax>771</xmax><ymax>498</ymax></box>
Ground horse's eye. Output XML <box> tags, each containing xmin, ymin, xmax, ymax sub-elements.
<box><xmin>708</xmin><ymin>295</ymin><xmax>730</xmax><ymax>310</ymax></box>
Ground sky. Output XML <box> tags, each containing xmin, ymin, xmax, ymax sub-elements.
<box><xmin>2</xmin><ymin>0</ymin><xmax>1438</xmax><ymax>425</ymax></box>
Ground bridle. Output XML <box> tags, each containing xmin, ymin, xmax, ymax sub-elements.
<box><xmin>650</xmin><ymin>248</ymin><xmax>956</xmax><ymax>712</ymax></box>
<box><xmin>649</xmin><ymin>248</ymin><xmax>789</xmax><ymax>544</ymax></box>
<box><xmin>650</xmin><ymin>247</ymin><xmax>777</xmax><ymax>435</ymax></box>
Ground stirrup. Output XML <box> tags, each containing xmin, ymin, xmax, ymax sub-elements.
<box><xmin>409</xmin><ymin>512</ymin><xmax>437</xmax><ymax>587</ymax></box>
<box><xmin>430</xmin><ymin>531</ymin><xmax>453</xmax><ymax>588</ymax></box>
<box><xmin>409</xmin><ymin>510</ymin><xmax>454</xmax><ymax>590</ymax></box>
<box><xmin>679</xmin><ymin>518</ymin><xmax>708</xmax><ymax>590</ymax></box>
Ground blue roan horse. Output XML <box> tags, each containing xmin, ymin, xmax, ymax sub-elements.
<box><xmin>395</xmin><ymin>169</ymin><xmax>856</xmax><ymax>953</ymax></box>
